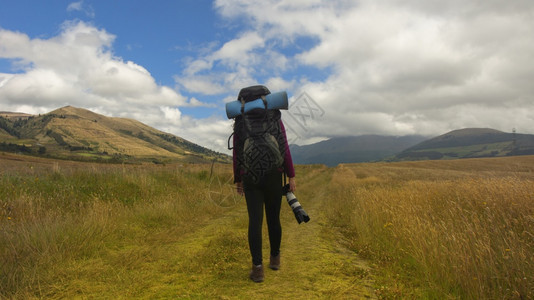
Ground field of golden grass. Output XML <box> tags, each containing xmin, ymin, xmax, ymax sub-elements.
<box><xmin>1</xmin><ymin>153</ymin><xmax>232</xmax><ymax>298</ymax></box>
<box><xmin>326</xmin><ymin>156</ymin><xmax>534</xmax><ymax>299</ymax></box>
<box><xmin>1</xmin><ymin>152</ymin><xmax>533</xmax><ymax>299</ymax></box>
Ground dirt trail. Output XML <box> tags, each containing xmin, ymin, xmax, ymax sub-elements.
<box><xmin>153</xmin><ymin>167</ymin><xmax>376</xmax><ymax>299</ymax></box>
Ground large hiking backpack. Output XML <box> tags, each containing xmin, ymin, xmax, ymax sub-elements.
<box><xmin>230</xmin><ymin>85</ymin><xmax>285</xmax><ymax>183</ymax></box>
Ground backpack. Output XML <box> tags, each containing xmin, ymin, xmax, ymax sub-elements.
<box><xmin>230</xmin><ymin>86</ymin><xmax>285</xmax><ymax>183</ymax></box>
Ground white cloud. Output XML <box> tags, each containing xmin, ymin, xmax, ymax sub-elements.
<box><xmin>174</xmin><ymin>75</ymin><xmax>226</xmax><ymax>95</ymax></box>
<box><xmin>265</xmin><ymin>77</ymin><xmax>295</xmax><ymax>92</ymax></box>
<box><xmin>3</xmin><ymin>0</ymin><xmax>534</xmax><ymax>155</ymax></box>
<box><xmin>67</xmin><ymin>1</ymin><xmax>83</xmax><ymax>12</ymax></box>
<box><xmin>210</xmin><ymin>31</ymin><xmax>264</xmax><ymax>65</ymax></box>
<box><xmin>157</xmin><ymin>115</ymin><xmax>234</xmax><ymax>154</ymax></box>
<box><xmin>210</xmin><ymin>0</ymin><xmax>534</xmax><ymax>143</ymax></box>
<box><xmin>183</xmin><ymin>59</ymin><xmax>212</xmax><ymax>76</ymax></box>
<box><xmin>175</xmin><ymin>31</ymin><xmax>284</xmax><ymax>95</ymax></box>
<box><xmin>186</xmin><ymin>97</ymin><xmax>216</xmax><ymax>108</ymax></box>
<box><xmin>0</xmin><ymin>21</ymin><xmax>187</xmax><ymax>128</ymax></box>
<box><xmin>161</xmin><ymin>106</ymin><xmax>182</xmax><ymax>121</ymax></box>
<box><xmin>180</xmin><ymin>31</ymin><xmax>265</xmax><ymax>78</ymax></box>
<box><xmin>67</xmin><ymin>1</ymin><xmax>95</xmax><ymax>18</ymax></box>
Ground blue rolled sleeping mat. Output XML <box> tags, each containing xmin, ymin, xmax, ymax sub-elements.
<box><xmin>225</xmin><ymin>91</ymin><xmax>288</xmax><ymax>119</ymax></box>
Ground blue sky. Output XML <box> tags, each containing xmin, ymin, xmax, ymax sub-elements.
<box><xmin>2</xmin><ymin>0</ymin><xmax>534</xmax><ymax>153</ymax></box>
<box><xmin>0</xmin><ymin>1</ymin><xmax>246</xmax><ymax>112</ymax></box>
<box><xmin>1</xmin><ymin>1</ymin><xmax>221</xmax><ymax>85</ymax></box>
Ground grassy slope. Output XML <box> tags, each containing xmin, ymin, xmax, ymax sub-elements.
<box><xmin>0</xmin><ymin>129</ymin><xmax>12</xmax><ymax>140</ymax></box>
<box><xmin>395</xmin><ymin>128</ymin><xmax>534</xmax><ymax>160</ymax></box>
<box><xmin>44</xmin><ymin>107</ymin><xmax>189</xmax><ymax>158</ymax></box>
<box><xmin>1</xmin><ymin>106</ymin><xmax>228</xmax><ymax>163</ymax></box>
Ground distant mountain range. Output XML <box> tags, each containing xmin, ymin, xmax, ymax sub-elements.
<box><xmin>3</xmin><ymin>106</ymin><xmax>533</xmax><ymax>166</ymax></box>
<box><xmin>290</xmin><ymin>135</ymin><xmax>427</xmax><ymax>166</ymax></box>
<box><xmin>394</xmin><ymin>128</ymin><xmax>534</xmax><ymax>161</ymax></box>
<box><xmin>290</xmin><ymin>128</ymin><xmax>534</xmax><ymax>166</ymax></box>
<box><xmin>0</xmin><ymin>106</ymin><xmax>229</xmax><ymax>164</ymax></box>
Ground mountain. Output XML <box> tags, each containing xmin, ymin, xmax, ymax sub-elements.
<box><xmin>290</xmin><ymin>135</ymin><xmax>427</xmax><ymax>166</ymax></box>
<box><xmin>0</xmin><ymin>106</ymin><xmax>229</xmax><ymax>164</ymax></box>
<box><xmin>393</xmin><ymin>128</ymin><xmax>534</xmax><ymax>161</ymax></box>
<box><xmin>289</xmin><ymin>128</ymin><xmax>534</xmax><ymax>166</ymax></box>
<box><xmin>4</xmin><ymin>108</ymin><xmax>531</xmax><ymax>166</ymax></box>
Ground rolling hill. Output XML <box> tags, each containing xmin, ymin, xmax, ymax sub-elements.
<box><xmin>290</xmin><ymin>135</ymin><xmax>427</xmax><ymax>166</ymax></box>
<box><xmin>0</xmin><ymin>106</ymin><xmax>229</xmax><ymax>164</ymax></box>
<box><xmin>393</xmin><ymin>128</ymin><xmax>534</xmax><ymax>161</ymax></box>
<box><xmin>289</xmin><ymin>128</ymin><xmax>534</xmax><ymax>165</ymax></box>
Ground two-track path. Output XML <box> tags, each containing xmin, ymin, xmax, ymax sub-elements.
<box><xmin>150</xmin><ymin>166</ymin><xmax>376</xmax><ymax>299</ymax></box>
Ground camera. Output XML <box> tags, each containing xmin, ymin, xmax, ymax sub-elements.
<box><xmin>282</xmin><ymin>184</ymin><xmax>310</xmax><ymax>224</ymax></box>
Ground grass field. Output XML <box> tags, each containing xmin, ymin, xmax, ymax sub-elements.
<box><xmin>1</xmin><ymin>153</ymin><xmax>533</xmax><ymax>299</ymax></box>
<box><xmin>326</xmin><ymin>157</ymin><xmax>534</xmax><ymax>299</ymax></box>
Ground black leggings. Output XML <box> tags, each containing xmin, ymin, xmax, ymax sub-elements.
<box><xmin>244</xmin><ymin>171</ymin><xmax>283</xmax><ymax>266</ymax></box>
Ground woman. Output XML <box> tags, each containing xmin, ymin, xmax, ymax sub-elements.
<box><xmin>231</xmin><ymin>85</ymin><xmax>296</xmax><ymax>283</ymax></box>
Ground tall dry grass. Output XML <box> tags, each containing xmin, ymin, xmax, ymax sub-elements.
<box><xmin>0</xmin><ymin>156</ymin><xmax>236</xmax><ymax>298</ymax></box>
<box><xmin>326</xmin><ymin>157</ymin><xmax>534</xmax><ymax>299</ymax></box>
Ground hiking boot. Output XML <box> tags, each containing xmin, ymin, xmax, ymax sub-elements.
<box><xmin>249</xmin><ymin>265</ymin><xmax>264</xmax><ymax>282</ymax></box>
<box><xmin>269</xmin><ymin>254</ymin><xmax>280</xmax><ymax>270</ymax></box>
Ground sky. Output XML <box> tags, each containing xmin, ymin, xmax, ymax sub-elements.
<box><xmin>1</xmin><ymin>0</ymin><xmax>534</xmax><ymax>154</ymax></box>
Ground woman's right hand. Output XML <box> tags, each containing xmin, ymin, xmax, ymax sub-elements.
<box><xmin>236</xmin><ymin>181</ymin><xmax>244</xmax><ymax>196</ymax></box>
<box><xmin>288</xmin><ymin>177</ymin><xmax>296</xmax><ymax>192</ymax></box>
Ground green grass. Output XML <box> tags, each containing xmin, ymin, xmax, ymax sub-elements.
<box><xmin>0</xmin><ymin>157</ymin><xmax>231</xmax><ymax>298</ymax></box>
<box><xmin>413</xmin><ymin>141</ymin><xmax>513</xmax><ymax>158</ymax></box>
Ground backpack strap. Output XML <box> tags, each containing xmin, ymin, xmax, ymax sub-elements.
<box><xmin>260</xmin><ymin>95</ymin><xmax>273</xmax><ymax>133</ymax></box>
<box><xmin>240</xmin><ymin>97</ymin><xmax>246</xmax><ymax>114</ymax></box>
<box><xmin>260</xmin><ymin>95</ymin><xmax>268</xmax><ymax>109</ymax></box>
<box><xmin>227</xmin><ymin>132</ymin><xmax>234</xmax><ymax>150</ymax></box>
<box><xmin>240</xmin><ymin>97</ymin><xmax>251</xmax><ymax>137</ymax></box>
<box><xmin>228</xmin><ymin>99</ymin><xmax>246</xmax><ymax>151</ymax></box>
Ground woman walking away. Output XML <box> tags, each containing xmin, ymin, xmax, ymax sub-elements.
<box><xmin>230</xmin><ymin>85</ymin><xmax>296</xmax><ymax>283</ymax></box>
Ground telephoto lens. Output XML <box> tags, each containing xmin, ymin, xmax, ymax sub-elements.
<box><xmin>282</xmin><ymin>184</ymin><xmax>310</xmax><ymax>224</ymax></box>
